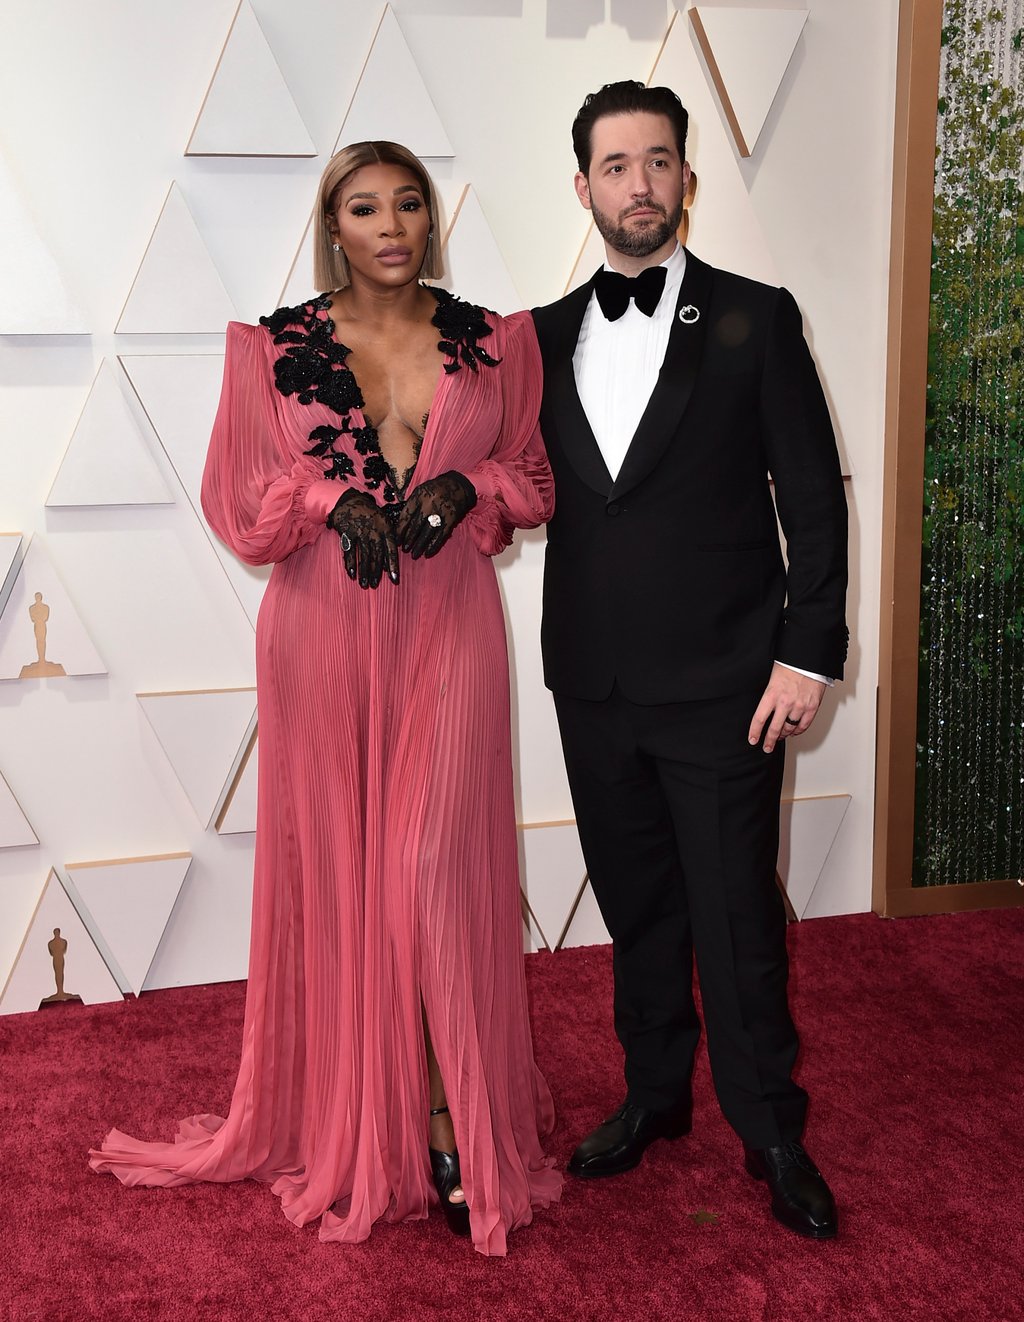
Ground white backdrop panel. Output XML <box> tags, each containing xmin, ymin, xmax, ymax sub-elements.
<box><xmin>0</xmin><ymin>0</ymin><xmax>899</xmax><ymax>996</ymax></box>
<box><xmin>0</xmin><ymin>870</ymin><xmax>122</xmax><ymax>1015</ymax></box>
<box><xmin>47</xmin><ymin>359</ymin><xmax>174</xmax><ymax>508</ymax></box>
<box><xmin>138</xmin><ymin>689</ymin><xmax>257</xmax><ymax>828</ymax></box>
<box><xmin>440</xmin><ymin>186</ymin><xmax>523</xmax><ymax>316</ymax></box>
<box><xmin>690</xmin><ymin>6</ymin><xmax>809</xmax><ymax>156</ymax></box>
<box><xmin>117</xmin><ymin>184</ymin><xmax>238</xmax><ymax>334</ymax></box>
<box><xmin>336</xmin><ymin>6</ymin><xmax>455</xmax><ymax>158</ymax></box>
<box><xmin>0</xmin><ymin>154</ymin><xmax>89</xmax><ymax>334</ymax></box>
<box><xmin>0</xmin><ymin>539</ymin><xmax>107</xmax><ymax>680</ymax></box>
<box><xmin>66</xmin><ymin>853</ymin><xmax>193</xmax><ymax>995</ymax></box>
<box><xmin>187</xmin><ymin>0</ymin><xmax>316</xmax><ymax>157</ymax></box>
<box><xmin>121</xmin><ymin>353</ymin><xmax>271</xmax><ymax>627</ymax></box>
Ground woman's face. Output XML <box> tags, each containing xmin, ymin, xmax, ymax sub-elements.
<box><xmin>328</xmin><ymin>162</ymin><xmax>431</xmax><ymax>290</ymax></box>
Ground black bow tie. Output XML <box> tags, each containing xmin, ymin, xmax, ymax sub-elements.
<box><xmin>594</xmin><ymin>265</ymin><xmax>668</xmax><ymax>321</ymax></box>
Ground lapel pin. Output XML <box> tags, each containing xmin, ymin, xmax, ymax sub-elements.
<box><xmin>678</xmin><ymin>305</ymin><xmax>700</xmax><ymax>324</ymax></box>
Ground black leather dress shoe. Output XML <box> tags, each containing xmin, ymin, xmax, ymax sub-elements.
<box><xmin>568</xmin><ymin>1099</ymin><xmax>693</xmax><ymax>1179</ymax></box>
<box><xmin>743</xmin><ymin>1141</ymin><xmax>838</xmax><ymax>1239</ymax></box>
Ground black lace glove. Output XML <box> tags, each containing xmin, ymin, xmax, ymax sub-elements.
<box><xmin>395</xmin><ymin>471</ymin><xmax>477</xmax><ymax>560</ymax></box>
<box><xmin>327</xmin><ymin>489</ymin><xmax>400</xmax><ymax>588</ymax></box>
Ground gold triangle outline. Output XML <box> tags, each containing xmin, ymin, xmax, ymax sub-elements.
<box><xmin>689</xmin><ymin>7</ymin><xmax>751</xmax><ymax>156</ymax></box>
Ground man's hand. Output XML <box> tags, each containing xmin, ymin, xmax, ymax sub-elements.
<box><xmin>748</xmin><ymin>663</ymin><xmax>827</xmax><ymax>754</ymax></box>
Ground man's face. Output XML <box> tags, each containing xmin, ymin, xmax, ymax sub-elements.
<box><xmin>575</xmin><ymin>111</ymin><xmax>690</xmax><ymax>260</ymax></box>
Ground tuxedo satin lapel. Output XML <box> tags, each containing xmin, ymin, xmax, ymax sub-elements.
<box><xmin>609</xmin><ymin>252</ymin><xmax>714</xmax><ymax>501</ymax></box>
<box><xmin>543</xmin><ymin>276</ymin><xmax>613</xmax><ymax>497</ymax></box>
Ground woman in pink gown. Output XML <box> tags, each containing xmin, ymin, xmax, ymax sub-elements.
<box><xmin>89</xmin><ymin>141</ymin><xmax>561</xmax><ymax>1256</ymax></box>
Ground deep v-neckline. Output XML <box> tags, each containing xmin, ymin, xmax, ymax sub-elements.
<box><xmin>325</xmin><ymin>292</ymin><xmax>447</xmax><ymax>497</ymax></box>
<box><xmin>260</xmin><ymin>285</ymin><xmax>500</xmax><ymax>503</ymax></box>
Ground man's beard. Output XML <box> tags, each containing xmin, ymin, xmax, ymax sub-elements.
<box><xmin>590</xmin><ymin>197</ymin><xmax>684</xmax><ymax>258</ymax></box>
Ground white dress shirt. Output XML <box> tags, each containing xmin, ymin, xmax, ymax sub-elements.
<box><xmin>573</xmin><ymin>244</ymin><xmax>687</xmax><ymax>483</ymax></box>
<box><xmin>572</xmin><ymin>242</ymin><xmax>831</xmax><ymax>688</ymax></box>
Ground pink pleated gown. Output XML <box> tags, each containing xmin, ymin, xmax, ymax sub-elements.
<box><xmin>89</xmin><ymin>296</ymin><xmax>562</xmax><ymax>1256</ymax></box>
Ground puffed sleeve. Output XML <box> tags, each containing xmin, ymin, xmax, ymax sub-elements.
<box><xmin>200</xmin><ymin>322</ymin><xmax>342</xmax><ymax>566</ymax></box>
<box><xmin>461</xmin><ymin>310</ymin><xmax>555</xmax><ymax>557</ymax></box>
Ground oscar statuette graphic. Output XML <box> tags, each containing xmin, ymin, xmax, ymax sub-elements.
<box><xmin>38</xmin><ymin>928</ymin><xmax>83</xmax><ymax>1008</ymax></box>
<box><xmin>19</xmin><ymin>593</ymin><xmax>67</xmax><ymax>678</ymax></box>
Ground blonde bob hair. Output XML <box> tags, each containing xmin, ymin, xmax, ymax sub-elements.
<box><xmin>313</xmin><ymin>141</ymin><xmax>444</xmax><ymax>292</ymax></box>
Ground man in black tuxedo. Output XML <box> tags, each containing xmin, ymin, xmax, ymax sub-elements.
<box><xmin>531</xmin><ymin>82</ymin><xmax>848</xmax><ymax>1239</ymax></box>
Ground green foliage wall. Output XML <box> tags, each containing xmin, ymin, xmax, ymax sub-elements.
<box><xmin>915</xmin><ymin>2</ymin><xmax>1024</xmax><ymax>885</ymax></box>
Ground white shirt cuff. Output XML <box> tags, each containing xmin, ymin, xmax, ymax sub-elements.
<box><xmin>775</xmin><ymin>661</ymin><xmax>834</xmax><ymax>686</ymax></box>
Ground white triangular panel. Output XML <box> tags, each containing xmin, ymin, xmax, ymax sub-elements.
<box><xmin>278</xmin><ymin>212</ymin><xmax>316</xmax><ymax>309</ymax></box>
<box><xmin>777</xmin><ymin>794</ymin><xmax>851</xmax><ymax>920</ymax></box>
<box><xmin>0</xmin><ymin>534</ymin><xmax>22</xmax><ymax>603</ymax></box>
<box><xmin>187</xmin><ymin>0</ymin><xmax>316</xmax><ymax>157</ymax></box>
<box><xmin>560</xmin><ymin>878</ymin><xmax>612</xmax><ymax>950</ymax></box>
<box><xmin>0</xmin><ymin>155</ymin><xmax>89</xmax><ymax>333</ymax></box>
<box><xmin>0</xmin><ymin>871</ymin><xmax>122</xmax><ymax>1015</ymax></box>
<box><xmin>120</xmin><ymin>353</ymin><xmax>269</xmax><ymax>626</ymax></box>
<box><xmin>439</xmin><ymin>186</ymin><xmax>522</xmax><ymax>316</ymax></box>
<box><xmin>116</xmin><ymin>184</ymin><xmax>237</xmax><ymax>333</ymax></box>
<box><xmin>138</xmin><ymin>688</ymin><xmax>256</xmax><ymax>827</ymax></box>
<box><xmin>519</xmin><ymin>822</ymin><xmax>589</xmax><ymax>951</ymax></box>
<box><xmin>650</xmin><ymin>11</ymin><xmax>777</xmax><ymax>282</ymax></box>
<box><xmin>0</xmin><ymin>538</ymin><xmax>106</xmax><ymax>681</ymax></box>
<box><xmin>335</xmin><ymin>7</ymin><xmax>454</xmax><ymax>158</ymax></box>
<box><xmin>566</xmin><ymin>223</ymin><xmax>607</xmax><ymax>295</ymax></box>
<box><xmin>47</xmin><ymin>359</ymin><xmax>173</xmax><ymax>508</ymax></box>
<box><xmin>66</xmin><ymin>853</ymin><xmax>192</xmax><ymax>994</ymax></box>
<box><xmin>690</xmin><ymin>7</ymin><xmax>808</xmax><ymax>157</ymax></box>
<box><xmin>0</xmin><ymin>769</ymin><xmax>38</xmax><ymax>849</ymax></box>
<box><xmin>216</xmin><ymin>729</ymin><xmax>258</xmax><ymax>834</ymax></box>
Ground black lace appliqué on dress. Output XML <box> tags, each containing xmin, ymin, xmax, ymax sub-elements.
<box><xmin>259</xmin><ymin>287</ymin><xmax>499</xmax><ymax>502</ymax></box>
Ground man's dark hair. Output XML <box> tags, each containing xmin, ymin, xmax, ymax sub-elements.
<box><xmin>571</xmin><ymin>81</ymin><xmax>689</xmax><ymax>175</ymax></box>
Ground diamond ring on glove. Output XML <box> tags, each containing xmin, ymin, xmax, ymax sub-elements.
<box><xmin>427</xmin><ymin>513</ymin><xmax>443</xmax><ymax>528</ymax></box>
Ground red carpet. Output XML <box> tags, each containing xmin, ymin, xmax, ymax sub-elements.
<box><xmin>3</xmin><ymin>908</ymin><xmax>1023</xmax><ymax>1322</ymax></box>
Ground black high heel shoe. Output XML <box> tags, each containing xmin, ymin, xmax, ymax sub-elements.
<box><xmin>428</xmin><ymin>1105</ymin><xmax>471</xmax><ymax>1237</ymax></box>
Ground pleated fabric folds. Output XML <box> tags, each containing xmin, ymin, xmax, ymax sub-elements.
<box><xmin>89</xmin><ymin>307</ymin><xmax>561</xmax><ymax>1256</ymax></box>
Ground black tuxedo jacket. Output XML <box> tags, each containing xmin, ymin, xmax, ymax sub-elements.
<box><xmin>531</xmin><ymin>250</ymin><xmax>848</xmax><ymax>704</ymax></box>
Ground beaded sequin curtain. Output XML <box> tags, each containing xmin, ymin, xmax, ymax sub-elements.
<box><xmin>914</xmin><ymin>2</ymin><xmax>1024</xmax><ymax>886</ymax></box>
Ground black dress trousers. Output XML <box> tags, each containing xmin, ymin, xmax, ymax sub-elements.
<box><xmin>554</xmin><ymin>683</ymin><xmax>808</xmax><ymax>1150</ymax></box>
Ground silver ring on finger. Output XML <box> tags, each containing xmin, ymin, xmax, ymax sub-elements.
<box><xmin>427</xmin><ymin>513</ymin><xmax>442</xmax><ymax>528</ymax></box>
<box><xmin>340</xmin><ymin>532</ymin><xmax>352</xmax><ymax>552</ymax></box>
